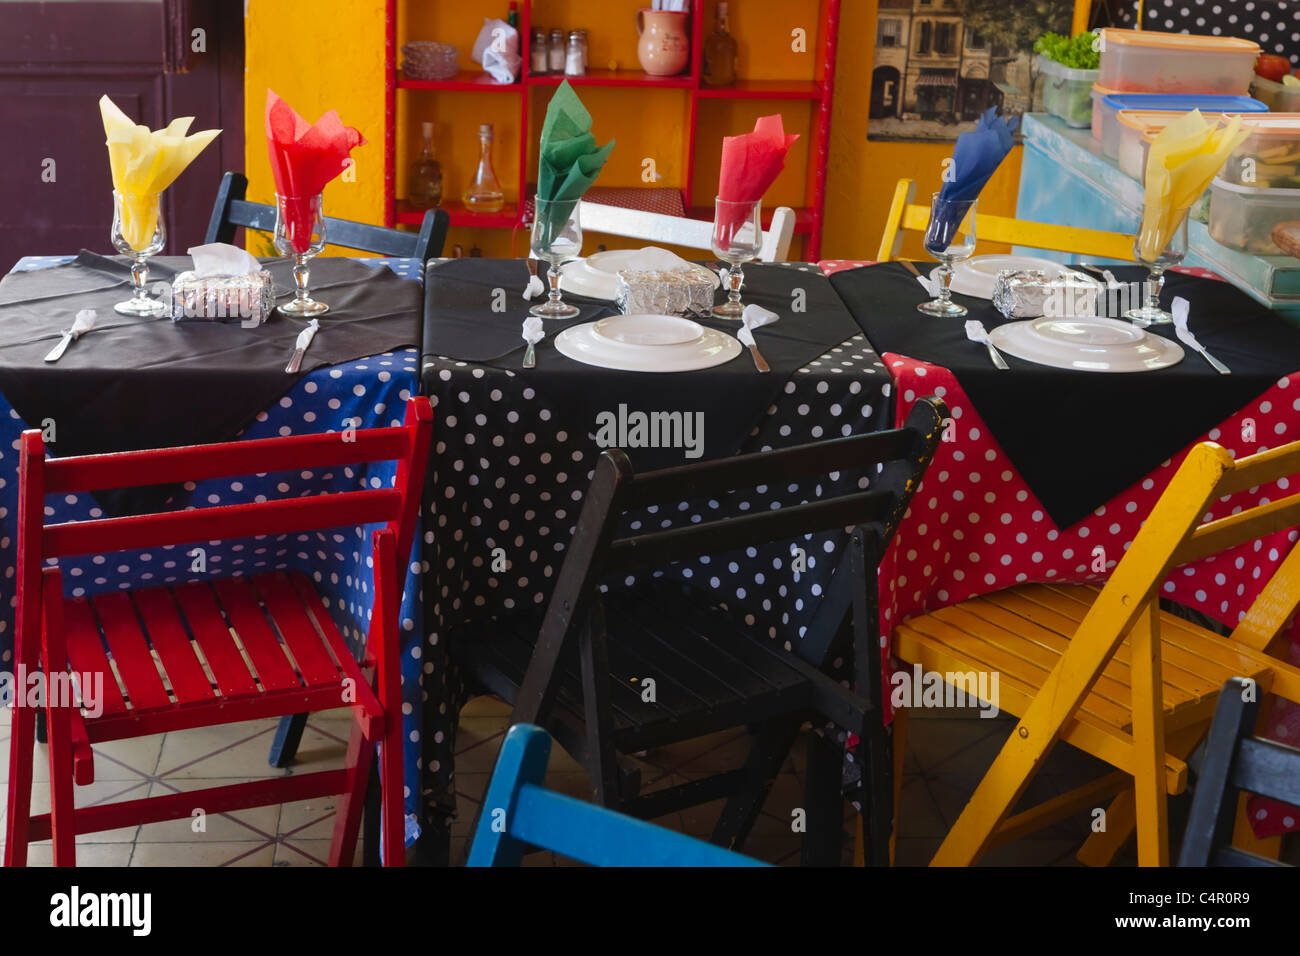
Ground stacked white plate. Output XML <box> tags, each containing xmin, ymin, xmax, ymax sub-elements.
<box><xmin>560</xmin><ymin>249</ymin><xmax>720</xmax><ymax>301</ymax></box>
<box><xmin>555</xmin><ymin>314</ymin><xmax>741</xmax><ymax>372</ymax></box>
<box><xmin>988</xmin><ymin>316</ymin><xmax>1184</xmax><ymax>372</ymax></box>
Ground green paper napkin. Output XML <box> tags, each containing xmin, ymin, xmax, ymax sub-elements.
<box><xmin>536</xmin><ymin>81</ymin><xmax>615</xmax><ymax>245</ymax></box>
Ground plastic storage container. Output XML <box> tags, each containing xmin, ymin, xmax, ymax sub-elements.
<box><xmin>1249</xmin><ymin>75</ymin><xmax>1300</xmax><ymax>112</ymax></box>
<box><xmin>1090</xmin><ymin>82</ymin><xmax>1120</xmax><ymax>139</ymax></box>
<box><xmin>1218</xmin><ymin>115</ymin><xmax>1300</xmax><ymax>188</ymax></box>
<box><xmin>1098</xmin><ymin>28</ymin><xmax>1259</xmax><ymax>94</ymax></box>
<box><xmin>1097</xmin><ymin>93</ymin><xmax>1267</xmax><ymax>157</ymax></box>
<box><xmin>1115</xmin><ymin>111</ymin><xmax>1228</xmax><ymax>180</ymax></box>
<box><xmin>1038</xmin><ymin>54</ymin><xmax>1101</xmax><ymax>128</ymax></box>
<box><xmin>1208</xmin><ymin>176</ymin><xmax>1300</xmax><ymax>255</ymax></box>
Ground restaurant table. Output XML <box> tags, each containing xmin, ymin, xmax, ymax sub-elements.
<box><xmin>0</xmin><ymin>255</ymin><xmax>428</xmax><ymax>843</ymax></box>
<box><xmin>415</xmin><ymin>259</ymin><xmax>896</xmax><ymax>854</ymax></box>
<box><xmin>821</xmin><ymin>257</ymin><xmax>1300</xmax><ymax>838</ymax></box>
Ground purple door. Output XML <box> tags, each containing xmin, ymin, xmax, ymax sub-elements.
<box><xmin>0</xmin><ymin>0</ymin><xmax>244</xmax><ymax>273</ymax></box>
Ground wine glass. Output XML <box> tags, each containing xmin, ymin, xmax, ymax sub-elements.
<box><xmin>918</xmin><ymin>193</ymin><xmax>978</xmax><ymax>317</ymax></box>
<box><xmin>111</xmin><ymin>190</ymin><xmax>168</xmax><ymax>317</ymax></box>
<box><xmin>530</xmin><ymin>198</ymin><xmax>582</xmax><ymax>319</ymax></box>
<box><xmin>711</xmin><ymin>197</ymin><xmax>763</xmax><ymax>319</ymax></box>
<box><xmin>274</xmin><ymin>193</ymin><xmax>329</xmax><ymax>316</ymax></box>
<box><xmin>1125</xmin><ymin>206</ymin><xmax>1188</xmax><ymax>327</ymax></box>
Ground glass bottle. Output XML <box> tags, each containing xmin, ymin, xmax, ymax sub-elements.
<box><xmin>565</xmin><ymin>31</ymin><xmax>585</xmax><ymax>77</ymax></box>
<box><xmin>408</xmin><ymin>121</ymin><xmax>443</xmax><ymax>209</ymax></box>
<box><xmin>462</xmin><ymin>123</ymin><xmax>505</xmax><ymax>213</ymax></box>
<box><xmin>507</xmin><ymin>2</ymin><xmax>518</xmax><ymax>29</ymax></box>
<box><xmin>702</xmin><ymin>1</ymin><xmax>738</xmax><ymax>87</ymax></box>
<box><xmin>531</xmin><ymin>27</ymin><xmax>548</xmax><ymax>74</ymax></box>
<box><xmin>548</xmin><ymin>29</ymin><xmax>565</xmax><ymax>72</ymax></box>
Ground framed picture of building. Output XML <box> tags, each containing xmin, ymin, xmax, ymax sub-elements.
<box><xmin>868</xmin><ymin>0</ymin><xmax>1078</xmax><ymax>142</ymax></box>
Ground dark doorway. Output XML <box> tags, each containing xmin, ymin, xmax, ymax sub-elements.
<box><xmin>0</xmin><ymin>1</ymin><xmax>244</xmax><ymax>274</ymax></box>
<box><xmin>870</xmin><ymin>66</ymin><xmax>902</xmax><ymax>119</ymax></box>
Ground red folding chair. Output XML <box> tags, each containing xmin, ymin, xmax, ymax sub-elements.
<box><xmin>3</xmin><ymin>397</ymin><xmax>432</xmax><ymax>867</ymax></box>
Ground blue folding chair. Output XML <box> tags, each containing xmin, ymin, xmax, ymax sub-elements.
<box><xmin>467</xmin><ymin>725</ymin><xmax>771</xmax><ymax>867</ymax></box>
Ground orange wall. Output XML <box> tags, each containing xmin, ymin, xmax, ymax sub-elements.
<box><xmin>245</xmin><ymin>0</ymin><xmax>1025</xmax><ymax>260</ymax></box>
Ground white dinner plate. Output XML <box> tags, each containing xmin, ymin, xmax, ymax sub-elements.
<box><xmin>988</xmin><ymin>316</ymin><xmax>1185</xmax><ymax>372</ymax></box>
<box><xmin>555</xmin><ymin>318</ymin><xmax>742</xmax><ymax>372</ymax></box>
<box><xmin>591</xmin><ymin>314</ymin><xmax>705</xmax><ymax>347</ymax></box>
<box><xmin>934</xmin><ymin>254</ymin><xmax>1079</xmax><ymax>300</ymax></box>
<box><xmin>560</xmin><ymin>249</ymin><xmax>720</xmax><ymax>301</ymax></box>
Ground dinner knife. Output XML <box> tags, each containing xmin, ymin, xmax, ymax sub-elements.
<box><xmin>285</xmin><ymin>319</ymin><xmax>320</xmax><ymax>374</ymax></box>
<box><xmin>738</xmin><ymin>324</ymin><xmax>770</xmax><ymax>373</ymax></box>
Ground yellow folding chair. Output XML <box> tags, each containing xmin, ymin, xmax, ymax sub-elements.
<box><xmin>877</xmin><ymin>178</ymin><xmax>1136</xmax><ymax>263</ymax></box>
<box><xmin>893</xmin><ymin>439</ymin><xmax>1300</xmax><ymax>866</ymax></box>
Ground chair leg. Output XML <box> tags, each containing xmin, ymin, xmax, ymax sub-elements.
<box><xmin>711</xmin><ymin>719</ymin><xmax>800</xmax><ymax>851</ymax></box>
<box><xmin>3</xmin><ymin>701</ymin><xmax>37</xmax><ymax>867</ymax></box>
<box><xmin>329</xmin><ymin>717</ymin><xmax>374</xmax><ymax>867</ymax></box>
<box><xmin>379</xmin><ymin>717</ymin><xmax>406</xmax><ymax>866</ymax></box>
<box><xmin>859</xmin><ymin>710</ymin><xmax>893</xmax><ymax>867</ymax></box>
<box><xmin>362</xmin><ymin>761</ymin><xmax>382</xmax><ymax>867</ymax></box>
<box><xmin>45</xmin><ymin>689</ymin><xmax>76</xmax><ymax>867</ymax></box>
<box><xmin>890</xmin><ymin>706</ymin><xmax>910</xmax><ymax>866</ymax></box>
<box><xmin>801</xmin><ymin>730</ymin><xmax>845</xmax><ymax>866</ymax></box>
<box><xmin>268</xmin><ymin>713</ymin><xmax>308</xmax><ymax>768</ymax></box>
<box><xmin>1128</xmin><ymin>602</ymin><xmax>1169</xmax><ymax>866</ymax></box>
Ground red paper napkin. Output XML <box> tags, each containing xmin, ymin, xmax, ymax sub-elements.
<box><xmin>716</xmin><ymin>114</ymin><xmax>798</xmax><ymax>239</ymax></box>
<box><xmin>265</xmin><ymin>90</ymin><xmax>365</xmax><ymax>253</ymax></box>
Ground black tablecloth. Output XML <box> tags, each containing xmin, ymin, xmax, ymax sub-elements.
<box><xmin>830</xmin><ymin>261</ymin><xmax>1300</xmax><ymax>528</ymax></box>
<box><xmin>0</xmin><ymin>252</ymin><xmax>422</xmax><ymax>459</ymax></box>
<box><xmin>423</xmin><ymin>257</ymin><xmax>858</xmax><ymax>470</ymax></box>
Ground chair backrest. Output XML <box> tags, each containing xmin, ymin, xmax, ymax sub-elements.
<box><xmin>511</xmin><ymin>397</ymin><xmax>947</xmax><ymax>728</ymax></box>
<box><xmin>205</xmin><ymin>171</ymin><xmax>450</xmax><ymax>263</ymax></box>
<box><xmin>13</xmin><ymin>397</ymin><xmax>433</xmax><ymax>676</ymax></box>
<box><xmin>1178</xmin><ymin>677</ymin><xmax>1300</xmax><ymax>867</ymax></box>
<box><xmin>578</xmin><ymin>200</ymin><xmax>796</xmax><ymax>262</ymax></box>
<box><xmin>467</xmin><ymin>723</ymin><xmax>769</xmax><ymax>866</ymax></box>
<box><xmin>876</xmin><ymin>177</ymin><xmax>1135</xmax><ymax>263</ymax></box>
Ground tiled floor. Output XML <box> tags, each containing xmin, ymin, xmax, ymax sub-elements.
<box><xmin>1</xmin><ymin>699</ymin><xmax>1292</xmax><ymax>866</ymax></box>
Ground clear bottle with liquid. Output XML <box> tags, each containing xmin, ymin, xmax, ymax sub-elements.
<box><xmin>462</xmin><ymin>123</ymin><xmax>505</xmax><ymax>213</ymax></box>
<box><xmin>408</xmin><ymin>121</ymin><xmax>443</xmax><ymax>209</ymax></box>
<box><xmin>702</xmin><ymin>1</ymin><xmax>738</xmax><ymax>87</ymax></box>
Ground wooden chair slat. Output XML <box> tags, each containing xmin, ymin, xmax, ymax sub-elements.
<box><xmin>211</xmin><ymin>578</ymin><xmax>303</xmax><ymax>692</ymax></box>
<box><xmin>62</xmin><ymin>598</ymin><xmax>127</xmax><ymax>717</ymax></box>
<box><xmin>172</xmin><ymin>582</ymin><xmax>261</xmax><ymax>697</ymax></box>
<box><xmin>577</xmin><ymin>200</ymin><xmax>795</xmax><ymax>263</ymax></box>
<box><xmin>90</xmin><ymin>593</ymin><xmax>173</xmax><ymax>711</ymax></box>
<box><xmin>252</xmin><ymin>572</ymin><xmax>344</xmax><ymax>687</ymax></box>
<box><xmin>1233</xmin><ymin>737</ymin><xmax>1300</xmax><ymax>806</ymax></box>
<box><xmin>131</xmin><ymin>588</ymin><xmax>217</xmax><ymax>705</ymax></box>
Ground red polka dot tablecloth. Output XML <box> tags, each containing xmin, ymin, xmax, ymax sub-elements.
<box><xmin>820</xmin><ymin>259</ymin><xmax>1300</xmax><ymax>839</ymax></box>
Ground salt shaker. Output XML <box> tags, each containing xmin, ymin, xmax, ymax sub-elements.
<box><xmin>530</xmin><ymin>28</ymin><xmax>548</xmax><ymax>74</ymax></box>
<box><xmin>565</xmin><ymin>31</ymin><xmax>585</xmax><ymax>76</ymax></box>
<box><xmin>548</xmin><ymin>29</ymin><xmax>565</xmax><ymax>73</ymax></box>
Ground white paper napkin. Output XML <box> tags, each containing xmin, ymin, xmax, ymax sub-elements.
<box><xmin>296</xmin><ymin>318</ymin><xmax>320</xmax><ymax>352</ymax></box>
<box><xmin>1171</xmin><ymin>296</ymin><xmax>1198</xmax><ymax>348</ymax></box>
<box><xmin>472</xmin><ymin>18</ymin><xmax>520</xmax><ymax>84</ymax></box>
<box><xmin>188</xmin><ymin>242</ymin><xmax>262</xmax><ymax>278</ymax></box>
<box><xmin>522</xmin><ymin>316</ymin><xmax>545</xmax><ymax>345</ymax></box>
<box><xmin>964</xmin><ymin>319</ymin><xmax>993</xmax><ymax>346</ymax></box>
<box><xmin>917</xmin><ymin>273</ymin><xmax>939</xmax><ymax>297</ymax></box>
<box><xmin>72</xmin><ymin>309</ymin><xmax>97</xmax><ymax>336</ymax></box>
<box><xmin>522</xmin><ymin>267</ymin><xmax>545</xmax><ymax>301</ymax></box>
<box><xmin>738</xmin><ymin>304</ymin><xmax>778</xmax><ymax>347</ymax></box>
<box><xmin>627</xmin><ymin>247</ymin><xmax>695</xmax><ymax>273</ymax></box>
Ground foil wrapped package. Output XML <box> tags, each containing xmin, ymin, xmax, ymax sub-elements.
<box><xmin>171</xmin><ymin>269</ymin><xmax>275</xmax><ymax>325</ymax></box>
<box><xmin>616</xmin><ymin>267</ymin><xmax>716</xmax><ymax>316</ymax></box>
<box><xmin>991</xmin><ymin>269</ymin><xmax>1098</xmax><ymax>319</ymax></box>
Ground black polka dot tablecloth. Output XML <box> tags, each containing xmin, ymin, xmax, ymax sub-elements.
<box><xmin>413</xmin><ymin>261</ymin><xmax>893</xmax><ymax>845</ymax></box>
<box><xmin>1116</xmin><ymin>0</ymin><xmax>1300</xmax><ymax>61</ymax></box>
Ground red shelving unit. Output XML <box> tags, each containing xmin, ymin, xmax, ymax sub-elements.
<box><xmin>384</xmin><ymin>0</ymin><xmax>841</xmax><ymax>258</ymax></box>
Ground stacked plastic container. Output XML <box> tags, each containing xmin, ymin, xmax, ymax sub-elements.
<box><xmin>1210</xmin><ymin>115</ymin><xmax>1300</xmax><ymax>255</ymax></box>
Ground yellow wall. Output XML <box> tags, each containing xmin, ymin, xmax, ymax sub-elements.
<box><xmin>245</xmin><ymin>0</ymin><xmax>1025</xmax><ymax>261</ymax></box>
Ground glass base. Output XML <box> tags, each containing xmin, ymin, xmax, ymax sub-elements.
<box><xmin>529</xmin><ymin>301</ymin><xmax>579</xmax><ymax>319</ymax></box>
<box><xmin>279</xmin><ymin>298</ymin><xmax>329</xmax><ymax>316</ymax></box>
<box><xmin>1124</xmin><ymin>306</ymin><xmax>1172</xmax><ymax>327</ymax></box>
<box><xmin>917</xmin><ymin>298</ymin><xmax>967</xmax><ymax>317</ymax></box>
<box><xmin>712</xmin><ymin>300</ymin><xmax>745</xmax><ymax>319</ymax></box>
<box><xmin>114</xmin><ymin>296</ymin><xmax>169</xmax><ymax>317</ymax></box>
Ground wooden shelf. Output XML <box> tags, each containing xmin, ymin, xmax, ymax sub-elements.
<box><xmin>397</xmin><ymin>70</ymin><xmax>523</xmax><ymax>92</ymax></box>
<box><xmin>695</xmin><ymin>80</ymin><xmax>824</xmax><ymax>100</ymax></box>
<box><xmin>526</xmin><ymin>69</ymin><xmax>694</xmax><ymax>89</ymax></box>
<box><xmin>396</xmin><ymin>199</ymin><xmax>520</xmax><ymax>229</ymax></box>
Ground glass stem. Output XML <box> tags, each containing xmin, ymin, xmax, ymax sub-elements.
<box><xmin>727</xmin><ymin>263</ymin><xmax>744</xmax><ymax>308</ymax></box>
<box><xmin>293</xmin><ymin>257</ymin><xmax>311</xmax><ymax>304</ymax></box>
<box><xmin>131</xmin><ymin>258</ymin><xmax>149</xmax><ymax>302</ymax></box>
<box><xmin>936</xmin><ymin>263</ymin><xmax>953</xmax><ymax>303</ymax></box>
<box><xmin>1145</xmin><ymin>268</ymin><xmax>1165</xmax><ymax>312</ymax></box>
<box><xmin>548</xmin><ymin>264</ymin><xmax>563</xmax><ymax>307</ymax></box>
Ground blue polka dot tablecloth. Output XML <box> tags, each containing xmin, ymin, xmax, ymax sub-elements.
<box><xmin>414</xmin><ymin>261</ymin><xmax>895</xmax><ymax>847</ymax></box>
<box><xmin>0</xmin><ymin>256</ymin><xmax>428</xmax><ymax>841</ymax></box>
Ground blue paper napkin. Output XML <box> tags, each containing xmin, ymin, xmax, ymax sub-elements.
<box><xmin>930</xmin><ymin>108</ymin><xmax>1018</xmax><ymax>247</ymax></box>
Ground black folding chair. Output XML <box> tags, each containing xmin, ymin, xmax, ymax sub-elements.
<box><xmin>456</xmin><ymin>397</ymin><xmax>947</xmax><ymax>865</ymax></box>
<box><xmin>1178</xmin><ymin>677</ymin><xmax>1300</xmax><ymax>867</ymax></box>
<box><xmin>205</xmin><ymin>171</ymin><xmax>449</xmax><ymax>263</ymax></box>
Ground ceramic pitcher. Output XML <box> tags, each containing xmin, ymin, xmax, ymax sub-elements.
<box><xmin>636</xmin><ymin>9</ymin><xmax>689</xmax><ymax>76</ymax></box>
